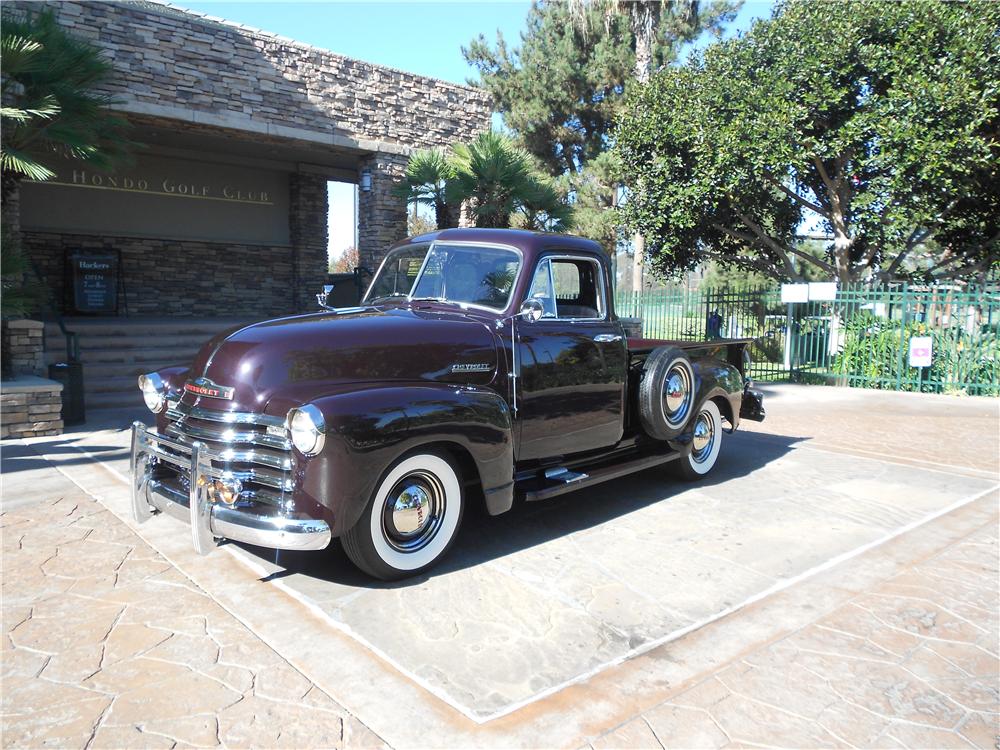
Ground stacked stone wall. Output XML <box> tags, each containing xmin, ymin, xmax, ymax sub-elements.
<box><xmin>0</xmin><ymin>382</ymin><xmax>63</xmax><ymax>439</ymax></box>
<box><xmin>290</xmin><ymin>172</ymin><xmax>330</xmax><ymax>312</ymax></box>
<box><xmin>7</xmin><ymin>1</ymin><xmax>491</xmax><ymax>152</ymax></box>
<box><xmin>2</xmin><ymin>320</ymin><xmax>45</xmax><ymax>377</ymax></box>
<box><xmin>22</xmin><ymin>233</ymin><xmax>301</xmax><ymax>319</ymax></box>
<box><xmin>357</xmin><ymin>154</ymin><xmax>410</xmax><ymax>273</ymax></box>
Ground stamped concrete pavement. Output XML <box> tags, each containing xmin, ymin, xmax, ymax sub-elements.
<box><xmin>1</xmin><ymin>441</ymin><xmax>384</xmax><ymax>749</ymax></box>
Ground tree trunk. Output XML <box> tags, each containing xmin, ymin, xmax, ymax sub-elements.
<box><xmin>629</xmin><ymin>1</ymin><xmax>657</xmax><ymax>295</ymax></box>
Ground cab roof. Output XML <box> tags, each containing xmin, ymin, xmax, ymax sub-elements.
<box><xmin>395</xmin><ymin>228</ymin><xmax>607</xmax><ymax>264</ymax></box>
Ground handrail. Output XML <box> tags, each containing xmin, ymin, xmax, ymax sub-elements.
<box><xmin>56</xmin><ymin>317</ymin><xmax>80</xmax><ymax>362</ymax></box>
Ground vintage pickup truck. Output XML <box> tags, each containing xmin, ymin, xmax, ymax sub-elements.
<box><xmin>131</xmin><ymin>228</ymin><xmax>765</xmax><ymax>579</ymax></box>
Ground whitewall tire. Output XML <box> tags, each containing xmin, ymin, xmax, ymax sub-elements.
<box><xmin>674</xmin><ymin>400</ymin><xmax>723</xmax><ymax>481</ymax></box>
<box><xmin>342</xmin><ymin>450</ymin><xmax>464</xmax><ymax>580</ymax></box>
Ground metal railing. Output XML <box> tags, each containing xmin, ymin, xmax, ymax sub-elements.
<box><xmin>615</xmin><ymin>283</ymin><xmax>1000</xmax><ymax>396</ymax></box>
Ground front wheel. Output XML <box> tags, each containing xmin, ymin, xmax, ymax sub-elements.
<box><xmin>341</xmin><ymin>450</ymin><xmax>464</xmax><ymax>580</ymax></box>
<box><xmin>674</xmin><ymin>400</ymin><xmax>723</xmax><ymax>481</ymax></box>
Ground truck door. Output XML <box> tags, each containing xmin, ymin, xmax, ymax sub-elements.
<box><xmin>515</xmin><ymin>255</ymin><xmax>626</xmax><ymax>462</ymax></box>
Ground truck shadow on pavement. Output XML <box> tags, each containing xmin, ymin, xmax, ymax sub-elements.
<box><xmin>248</xmin><ymin>430</ymin><xmax>806</xmax><ymax>589</ymax></box>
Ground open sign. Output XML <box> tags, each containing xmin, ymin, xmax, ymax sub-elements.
<box><xmin>909</xmin><ymin>336</ymin><xmax>933</xmax><ymax>368</ymax></box>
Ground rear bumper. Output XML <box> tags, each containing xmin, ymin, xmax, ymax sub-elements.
<box><xmin>740</xmin><ymin>386</ymin><xmax>766</xmax><ymax>422</ymax></box>
<box><xmin>130</xmin><ymin>422</ymin><xmax>331</xmax><ymax>554</ymax></box>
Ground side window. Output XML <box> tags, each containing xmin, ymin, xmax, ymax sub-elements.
<box><xmin>550</xmin><ymin>258</ymin><xmax>604</xmax><ymax>319</ymax></box>
<box><xmin>526</xmin><ymin>259</ymin><xmax>557</xmax><ymax>318</ymax></box>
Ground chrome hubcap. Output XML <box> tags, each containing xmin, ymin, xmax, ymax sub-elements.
<box><xmin>663</xmin><ymin>366</ymin><xmax>692</xmax><ymax>427</ymax></box>
<box><xmin>381</xmin><ymin>471</ymin><xmax>445</xmax><ymax>552</ymax></box>
<box><xmin>691</xmin><ymin>410</ymin><xmax>715</xmax><ymax>462</ymax></box>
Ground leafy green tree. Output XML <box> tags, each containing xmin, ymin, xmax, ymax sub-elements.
<box><xmin>465</xmin><ymin>1</ymin><xmax>735</xmax><ymax>176</ymax></box>
<box><xmin>407</xmin><ymin>212</ymin><xmax>436</xmax><ymax>237</ymax></box>
<box><xmin>615</xmin><ymin>0</ymin><xmax>1000</xmax><ymax>284</ymax></box>
<box><xmin>466</xmin><ymin>0</ymin><xmax>736</xmax><ymax>288</ymax></box>
<box><xmin>1</xmin><ymin>9</ymin><xmax>132</xmax><ymax>203</ymax></box>
<box><xmin>564</xmin><ymin>151</ymin><xmax>621</xmax><ymax>252</ymax></box>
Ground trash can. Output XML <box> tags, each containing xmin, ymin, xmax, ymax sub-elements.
<box><xmin>48</xmin><ymin>361</ymin><xmax>85</xmax><ymax>426</ymax></box>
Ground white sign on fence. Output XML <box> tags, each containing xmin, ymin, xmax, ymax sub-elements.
<box><xmin>909</xmin><ymin>336</ymin><xmax>933</xmax><ymax>368</ymax></box>
<box><xmin>780</xmin><ymin>283</ymin><xmax>809</xmax><ymax>304</ymax></box>
<box><xmin>808</xmin><ymin>282</ymin><xmax>838</xmax><ymax>301</ymax></box>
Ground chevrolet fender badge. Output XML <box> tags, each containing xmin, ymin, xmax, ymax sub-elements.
<box><xmin>184</xmin><ymin>377</ymin><xmax>235</xmax><ymax>400</ymax></box>
<box><xmin>450</xmin><ymin>363</ymin><xmax>492</xmax><ymax>373</ymax></box>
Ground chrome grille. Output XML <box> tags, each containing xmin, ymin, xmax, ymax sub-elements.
<box><xmin>155</xmin><ymin>401</ymin><xmax>293</xmax><ymax>507</ymax></box>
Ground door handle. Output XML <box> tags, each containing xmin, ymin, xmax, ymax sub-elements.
<box><xmin>593</xmin><ymin>333</ymin><xmax>623</xmax><ymax>343</ymax></box>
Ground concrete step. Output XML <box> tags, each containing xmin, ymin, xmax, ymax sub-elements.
<box><xmin>45</xmin><ymin>317</ymin><xmax>251</xmax><ymax>337</ymax></box>
<box><xmin>86</xmin><ymin>390</ymin><xmax>146</xmax><ymax>411</ymax></box>
<box><xmin>45</xmin><ymin>332</ymin><xmax>218</xmax><ymax>352</ymax></box>
<box><xmin>46</xmin><ymin>346</ymin><xmax>201</xmax><ymax>366</ymax></box>
<box><xmin>76</xmin><ymin>360</ymin><xmax>196</xmax><ymax>382</ymax></box>
<box><xmin>41</xmin><ymin>317</ymin><xmax>252</xmax><ymax>413</ymax></box>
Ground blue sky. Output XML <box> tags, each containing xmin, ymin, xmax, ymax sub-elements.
<box><xmin>173</xmin><ymin>0</ymin><xmax>774</xmax><ymax>256</ymax></box>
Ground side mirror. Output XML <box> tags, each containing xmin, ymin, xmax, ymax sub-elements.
<box><xmin>519</xmin><ymin>297</ymin><xmax>545</xmax><ymax>323</ymax></box>
<box><xmin>317</xmin><ymin>284</ymin><xmax>335</xmax><ymax>310</ymax></box>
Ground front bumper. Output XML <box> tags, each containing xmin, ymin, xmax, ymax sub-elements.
<box><xmin>130</xmin><ymin>422</ymin><xmax>331</xmax><ymax>554</ymax></box>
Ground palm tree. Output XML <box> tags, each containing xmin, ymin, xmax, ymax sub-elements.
<box><xmin>514</xmin><ymin>177</ymin><xmax>574</xmax><ymax>233</ymax></box>
<box><xmin>449</xmin><ymin>131</ymin><xmax>540</xmax><ymax>229</ymax></box>
<box><xmin>1</xmin><ymin>9</ymin><xmax>132</xmax><ymax>204</ymax></box>
<box><xmin>396</xmin><ymin>131</ymin><xmax>574</xmax><ymax>232</ymax></box>
<box><xmin>392</xmin><ymin>149</ymin><xmax>460</xmax><ymax>228</ymax></box>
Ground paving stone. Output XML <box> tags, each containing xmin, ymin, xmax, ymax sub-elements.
<box><xmin>642</xmin><ymin>703</ymin><xmax>729</xmax><ymax>749</ymax></box>
<box><xmin>592</xmin><ymin>717</ymin><xmax>664</xmax><ymax>749</ymax></box>
<box><xmin>956</xmin><ymin>712</ymin><xmax>1000</xmax><ymax>750</ymax></box>
<box><xmin>343</xmin><ymin>715</ymin><xmax>389</xmax><ymax>749</ymax></box>
<box><xmin>141</xmin><ymin>714</ymin><xmax>221</xmax><ymax>748</ymax></box>
<box><xmin>108</xmin><ymin>672</ymin><xmax>242</xmax><ymax>725</ymax></box>
<box><xmin>91</xmin><ymin>723</ymin><xmax>177</xmax><ymax>749</ymax></box>
<box><xmin>0</xmin><ymin>694</ymin><xmax>112</xmax><ymax>747</ymax></box>
<box><xmin>103</xmin><ymin>622</ymin><xmax>172</xmax><ymax>664</ymax></box>
<box><xmin>881</xmin><ymin>720</ymin><xmax>979</xmax><ymax>749</ymax></box>
<box><xmin>218</xmin><ymin>694</ymin><xmax>344</xmax><ymax>749</ymax></box>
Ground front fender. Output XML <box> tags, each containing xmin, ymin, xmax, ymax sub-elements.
<box><xmin>297</xmin><ymin>383</ymin><xmax>514</xmax><ymax>537</ymax></box>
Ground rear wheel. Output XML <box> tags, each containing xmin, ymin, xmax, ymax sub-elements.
<box><xmin>674</xmin><ymin>400</ymin><xmax>723</xmax><ymax>481</ymax></box>
<box><xmin>341</xmin><ymin>450</ymin><xmax>464</xmax><ymax>580</ymax></box>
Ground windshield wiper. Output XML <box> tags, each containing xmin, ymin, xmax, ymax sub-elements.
<box><xmin>410</xmin><ymin>296</ymin><xmax>451</xmax><ymax>303</ymax></box>
<box><xmin>367</xmin><ymin>293</ymin><xmax>409</xmax><ymax>304</ymax></box>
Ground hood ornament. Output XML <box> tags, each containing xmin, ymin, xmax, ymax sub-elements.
<box><xmin>184</xmin><ymin>377</ymin><xmax>235</xmax><ymax>400</ymax></box>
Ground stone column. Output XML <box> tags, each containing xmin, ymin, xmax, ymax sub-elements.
<box><xmin>357</xmin><ymin>153</ymin><xmax>409</xmax><ymax>275</ymax></box>
<box><xmin>289</xmin><ymin>172</ymin><xmax>329</xmax><ymax>313</ymax></box>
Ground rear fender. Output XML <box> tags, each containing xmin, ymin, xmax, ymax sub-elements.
<box><xmin>691</xmin><ymin>358</ymin><xmax>743</xmax><ymax>432</ymax></box>
<box><xmin>299</xmin><ymin>384</ymin><xmax>514</xmax><ymax>536</ymax></box>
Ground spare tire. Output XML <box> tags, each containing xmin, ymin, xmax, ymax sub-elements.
<box><xmin>638</xmin><ymin>346</ymin><xmax>696</xmax><ymax>441</ymax></box>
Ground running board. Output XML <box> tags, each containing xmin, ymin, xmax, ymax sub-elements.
<box><xmin>521</xmin><ymin>451</ymin><xmax>681</xmax><ymax>503</ymax></box>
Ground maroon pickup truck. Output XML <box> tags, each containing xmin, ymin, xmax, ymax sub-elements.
<box><xmin>131</xmin><ymin>228</ymin><xmax>765</xmax><ymax>579</ymax></box>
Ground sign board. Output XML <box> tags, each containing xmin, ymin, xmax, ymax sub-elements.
<box><xmin>70</xmin><ymin>252</ymin><xmax>118</xmax><ymax>313</ymax></box>
<box><xmin>909</xmin><ymin>336</ymin><xmax>933</xmax><ymax>368</ymax></box>
<box><xmin>780</xmin><ymin>283</ymin><xmax>809</xmax><ymax>304</ymax></box>
<box><xmin>808</xmin><ymin>282</ymin><xmax>838</xmax><ymax>301</ymax></box>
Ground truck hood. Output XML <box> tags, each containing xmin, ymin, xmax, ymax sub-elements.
<box><xmin>181</xmin><ymin>307</ymin><xmax>501</xmax><ymax>414</ymax></box>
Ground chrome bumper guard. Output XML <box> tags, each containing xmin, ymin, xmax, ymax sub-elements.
<box><xmin>130</xmin><ymin>421</ymin><xmax>331</xmax><ymax>555</ymax></box>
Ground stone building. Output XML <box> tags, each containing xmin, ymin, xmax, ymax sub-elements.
<box><xmin>5</xmin><ymin>0</ymin><xmax>491</xmax><ymax>320</ymax></box>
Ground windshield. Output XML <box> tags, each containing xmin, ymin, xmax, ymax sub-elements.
<box><xmin>364</xmin><ymin>242</ymin><xmax>521</xmax><ymax>311</ymax></box>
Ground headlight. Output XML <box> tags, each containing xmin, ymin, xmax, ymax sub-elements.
<box><xmin>138</xmin><ymin>373</ymin><xmax>166</xmax><ymax>413</ymax></box>
<box><xmin>287</xmin><ymin>404</ymin><xmax>325</xmax><ymax>456</ymax></box>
